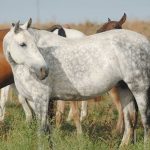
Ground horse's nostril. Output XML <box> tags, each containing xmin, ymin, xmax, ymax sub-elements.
<box><xmin>40</xmin><ymin>68</ymin><xmax>44</xmax><ymax>74</ymax></box>
<box><xmin>40</xmin><ymin>67</ymin><xmax>49</xmax><ymax>80</ymax></box>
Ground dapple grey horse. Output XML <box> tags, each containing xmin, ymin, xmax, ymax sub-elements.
<box><xmin>0</xmin><ymin>24</ymin><xmax>85</xmax><ymax>134</ymax></box>
<box><xmin>3</xmin><ymin>20</ymin><xmax>49</xmax><ymax>131</ymax></box>
<box><xmin>3</xmin><ymin>20</ymin><xmax>150</xmax><ymax>147</ymax></box>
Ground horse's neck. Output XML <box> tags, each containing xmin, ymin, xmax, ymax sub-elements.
<box><xmin>31</xmin><ymin>28</ymin><xmax>67</xmax><ymax>48</ymax></box>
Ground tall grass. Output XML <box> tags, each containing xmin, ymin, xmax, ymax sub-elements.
<box><xmin>0</xmin><ymin>92</ymin><xmax>148</xmax><ymax>150</ymax></box>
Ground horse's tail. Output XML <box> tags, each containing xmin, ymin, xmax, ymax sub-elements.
<box><xmin>47</xmin><ymin>25</ymin><xmax>66</xmax><ymax>37</ymax></box>
<box><xmin>47</xmin><ymin>24</ymin><xmax>62</xmax><ymax>32</ymax></box>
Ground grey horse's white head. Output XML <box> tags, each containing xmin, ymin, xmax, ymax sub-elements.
<box><xmin>3</xmin><ymin>19</ymin><xmax>49</xmax><ymax>80</ymax></box>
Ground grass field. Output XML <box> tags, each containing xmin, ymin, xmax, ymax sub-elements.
<box><xmin>0</xmin><ymin>89</ymin><xmax>148</xmax><ymax>150</ymax></box>
<box><xmin>0</xmin><ymin>20</ymin><xmax>150</xmax><ymax>150</ymax></box>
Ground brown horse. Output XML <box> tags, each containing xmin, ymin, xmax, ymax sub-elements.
<box><xmin>97</xmin><ymin>13</ymin><xmax>126</xmax><ymax>33</ymax></box>
<box><xmin>0</xmin><ymin>29</ymin><xmax>14</xmax><ymax>89</ymax></box>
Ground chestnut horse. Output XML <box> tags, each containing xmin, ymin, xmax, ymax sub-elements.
<box><xmin>0</xmin><ymin>29</ymin><xmax>14</xmax><ymax>89</ymax></box>
<box><xmin>97</xmin><ymin>13</ymin><xmax>126</xmax><ymax>32</ymax></box>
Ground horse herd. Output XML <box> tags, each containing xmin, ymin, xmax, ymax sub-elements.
<box><xmin>0</xmin><ymin>13</ymin><xmax>150</xmax><ymax>148</ymax></box>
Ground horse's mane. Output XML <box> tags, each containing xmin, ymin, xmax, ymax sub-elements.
<box><xmin>96</xmin><ymin>21</ymin><xmax>122</xmax><ymax>33</ymax></box>
<box><xmin>96</xmin><ymin>22</ymin><xmax>109</xmax><ymax>33</ymax></box>
<box><xmin>46</xmin><ymin>25</ymin><xmax>63</xmax><ymax>32</ymax></box>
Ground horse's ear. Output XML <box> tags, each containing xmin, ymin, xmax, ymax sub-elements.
<box><xmin>108</xmin><ymin>18</ymin><xmax>111</xmax><ymax>22</ymax></box>
<box><xmin>27</xmin><ymin>18</ymin><xmax>32</xmax><ymax>28</ymax></box>
<box><xmin>22</xmin><ymin>18</ymin><xmax>32</xmax><ymax>29</ymax></box>
<box><xmin>14</xmin><ymin>21</ymin><xmax>20</xmax><ymax>33</ymax></box>
<box><xmin>119</xmin><ymin>13</ymin><xmax>126</xmax><ymax>25</ymax></box>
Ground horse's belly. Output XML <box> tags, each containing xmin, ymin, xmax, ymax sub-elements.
<box><xmin>76</xmin><ymin>73</ymin><xmax>121</xmax><ymax>97</ymax></box>
<box><xmin>53</xmin><ymin>68</ymin><xmax>121</xmax><ymax>100</ymax></box>
<box><xmin>54</xmin><ymin>47</ymin><xmax>122</xmax><ymax>97</ymax></box>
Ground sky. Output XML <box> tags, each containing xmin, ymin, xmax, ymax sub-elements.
<box><xmin>0</xmin><ymin>0</ymin><xmax>150</xmax><ymax>24</ymax></box>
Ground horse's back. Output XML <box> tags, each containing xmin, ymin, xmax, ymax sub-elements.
<box><xmin>64</xmin><ymin>28</ymin><xmax>86</xmax><ymax>38</ymax></box>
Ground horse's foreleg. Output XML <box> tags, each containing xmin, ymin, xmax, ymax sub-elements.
<box><xmin>34</xmin><ymin>96</ymin><xmax>49</xmax><ymax>150</ymax></box>
<box><xmin>70</xmin><ymin>101</ymin><xmax>82</xmax><ymax>134</ymax></box>
<box><xmin>80</xmin><ymin>101</ymin><xmax>88</xmax><ymax>121</ymax></box>
<box><xmin>34</xmin><ymin>97</ymin><xmax>49</xmax><ymax>132</ymax></box>
<box><xmin>56</xmin><ymin>100</ymin><xmax>65</xmax><ymax>128</ymax></box>
<box><xmin>0</xmin><ymin>85</ymin><xmax>10</xmax><ymax>121</ymax></box>
<box><xmin>109</xmin><ymin>87</ymin><xmax>124</xmax><ymax>133</ymax></box>
<box><xmin>18</xmin><ymin>94</ymin><xmax>33</xmax><ymax>123</ymax></box>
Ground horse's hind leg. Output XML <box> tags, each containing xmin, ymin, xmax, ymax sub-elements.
<box><xmin>116</xmin><ymin>85</ymin><xmax>138</xmax><ymax>146</ymax></box>
<box><xmin>120</xmin><ymin>106</ymin><xmax>132</xmax><ymax>147</ymax></box>
<box><xmin>134</xmin><ymin>92</ymin><xmax>150</xmax><ymax>143</ymax></box>
<box><xmin>128</xmin><ymin>87</ymin><xmax>150</xmax><ymax>144</ymax></box>
<box><xmin>120</xmin><ymin>101</ymin><xmax>138</xmax><ymax>147</ymax></box>
<box><xmin>67</xmin><ymin>100</ymin><xmax>86</xmax><ymax>122</ymax></box>
<box><xmin>80</xmin><ymin>101</ymin><xmax>88</xmax><ymax>121</ymax></box>
<box><xmin>56</xmin><ymin>100</ymin><xmax>65</xmax><ymax>128</ymax></box>
<box><xmin>70</xmin><ymin>101</ymin><xmax>82</xmax><ymax>134</ymax></box>
<box><xmin>109</xmin><ymin>87</ymin><xmax>124</xmax><ymax>133</ymax></box>
<box><xmin>130</xmin><ymin>100</ymin><xmax>138</xmax><ymax>144</ymax></box>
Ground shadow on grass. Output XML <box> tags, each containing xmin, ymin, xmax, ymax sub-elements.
<box><xmin>59</xmin><ymin>122</ymin><xmax>77</xmax><ymax>134</ymax></box>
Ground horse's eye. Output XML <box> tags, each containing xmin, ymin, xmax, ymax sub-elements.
<box><xmin>20</xmin><ymin>42</ymin><xmax>27</xmax><ymax>47</ymax></box>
